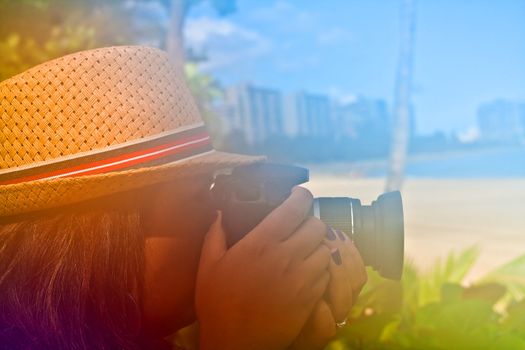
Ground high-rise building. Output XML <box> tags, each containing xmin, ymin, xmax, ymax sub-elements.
<box><xmin>284</xmin><ymin>92</ymin><xmax>334</xmax><ymax>138</ymax></box>
<box><xmin>222</xmin><ymin>83</ymin><xmax>284</xmax><ymax>145</ymax></box>
<box><xmin>335</xmin><ymin>97</ymin><xmax>391</xmax><ymax>141</ymax></box>
<box><xmin>217</xmin><ymin>85</ymin><xmax>397</xmax><ymax>146</ymax></box>
<box><xmin>477</xmin><ymin>100</ymin><xmax>525</xmax><ymax>143</ymax></box>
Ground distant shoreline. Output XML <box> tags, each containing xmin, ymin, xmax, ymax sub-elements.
<box><xmin>408</xmin><ymin>145</ymin><xmax>524</xmax><ymax>162</ymax></box>
<box><xmin>303</xmin><ymin>145</ymin><xmax>525</xmax><ymax>178</ymax></box>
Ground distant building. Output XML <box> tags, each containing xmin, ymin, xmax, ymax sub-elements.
<box><xmin>477</xmin><ymin>100</ymin><xmax>525</xmax><ymax>143</ymax></box>
<box><xmin>335</xmin><ymin>97</ymin><xmax>391</xmax><ymax>140</ymax></box>
<box><xmin>217</xmin><ymin>85</ymin><xmax>398</xmax><ymax>147</ymax></box>
<box><xmin>222</xmin><ymin>83</ymin><xmax>284</xmax><ymax>145</ymax></box>
<box><xmin>283</xmin><ymin>92</ymin><xmax>334</xmax><ymax>138</ymax></box>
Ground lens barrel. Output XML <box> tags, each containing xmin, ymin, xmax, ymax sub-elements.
<box><xmin>313</xmin><ymin>191</ymin><xmax>404</xmax><ymax>280</ymax></box>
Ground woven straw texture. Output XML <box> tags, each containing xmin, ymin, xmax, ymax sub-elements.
<box><xmin>0</xmin><ymin>46</ymin><xmax>263</xmax><ymax>218</ymax></box>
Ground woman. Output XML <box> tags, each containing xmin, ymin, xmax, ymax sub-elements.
<box><xmin>0</xmin><ymin>46</ymin><xmax>366</xmax><ymax>349</ymax></box>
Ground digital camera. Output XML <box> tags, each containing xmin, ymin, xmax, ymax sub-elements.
<box><xmin>211</xmin><ymin>163</ymin><xmax>404</xmax><ymax>280</ymax></box>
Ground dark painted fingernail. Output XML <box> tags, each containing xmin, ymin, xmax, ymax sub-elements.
<box><xmin>336</xmin><ymin>229</ymin><xmax>347</xmax><ymax>241</ymax></box>
<box><xmin>326</xmin><ymin>227</ymin><xmax>337</xmax><ymax>241</ymax></box>
<box><xmin>331</xmin><ymin>248</ymin><xmax>342</xmax><ymax>265</ymax></box>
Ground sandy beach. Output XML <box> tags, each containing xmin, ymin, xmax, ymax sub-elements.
<box><xmin>303</xmin><ymin>176</ymin><xmax>525</xmax><ymax>282</ymax></box>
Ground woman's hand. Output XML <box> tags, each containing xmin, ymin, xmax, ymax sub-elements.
<box><xmin>324</xmin><ymin>228</ymin><xmax>367</xmax><ymax>324</ymax></box>
<box><xmin>290</xmin><ymin>228</ymin><xmax>367</xmax><ymax>350</ymax></box>
<box><xmin>196</xmin><ymin>187</ymin><xmax>332</xmax><ymax>350</ymax></box>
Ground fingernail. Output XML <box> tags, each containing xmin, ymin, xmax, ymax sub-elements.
<box><xmin>326</xmin><ymin>227</ymin><xmax>337</xmax><ymax>241</ymax></box>
<box><xmin>331</xmin><ymin>248</ymin><xmax>342</xmax><ymax>265</ymax></box>
<box><xmin>336</xmin><ymin>230</ymin><xmax>347</xmax><ymax>241</ymax></box>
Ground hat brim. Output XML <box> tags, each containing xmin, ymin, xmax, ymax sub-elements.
<box><xmin>0</xmin><ymin>150</ymin><xmax>265</xmax><ymax>219</ymax></box>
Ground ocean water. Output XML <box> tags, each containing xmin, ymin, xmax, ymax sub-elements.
<box><xmin>401</xmin><ymin>147</ymin><xmax>525</xmax><ymax>178</ymax></box>
<box><xmin>308</xmin><ymin>147</ymin><xmax>525</xmax><ymax>179</ymax></box>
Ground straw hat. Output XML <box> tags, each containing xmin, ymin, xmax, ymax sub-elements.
<box><xmin>0</xmin><ymin>46</ymin><xmax>264</xmax><ymax>221</ymax></box>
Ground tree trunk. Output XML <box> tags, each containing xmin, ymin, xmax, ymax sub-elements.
<box><xmin>165</xmin><ymin>0</ymin><xmax>186</xmax><ymax>71</ymax></box>
<box><xmin>385</xmin><ymin>0</ymin><xmax>417</xmax><ymax>192</ymax></box>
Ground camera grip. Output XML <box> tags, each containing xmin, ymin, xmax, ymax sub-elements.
<box><xmin>212</xmin><ymin>163</ymin><xmax>309</xmax><ymax>247</ymax></box>
<box><xmin>220</xmin><ymin>186</ymin><xmax>291</xmax><ymax>247</ymax></box>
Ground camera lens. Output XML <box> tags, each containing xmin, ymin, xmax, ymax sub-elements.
<box><xmin>313</xmin><ymin>191</ymin><xmax>404</xmax><ymax>280</ymax></box>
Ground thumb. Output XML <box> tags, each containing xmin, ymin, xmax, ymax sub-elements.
<box><xmin>199</xmin><ymin>211</ymin><xmax>227</xmax><ymax>268</ymax></box>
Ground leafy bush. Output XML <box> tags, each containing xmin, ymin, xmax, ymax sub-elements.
<box><xmin>328</xmin><ymin>247</ymin><xmax>525</xmax><ymax>350</ymax></box>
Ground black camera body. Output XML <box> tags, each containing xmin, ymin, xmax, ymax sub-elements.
<box><xmin>211</xmin><ymin>163</ymin><xmax>404</xmax><ymax>280</ymax></box>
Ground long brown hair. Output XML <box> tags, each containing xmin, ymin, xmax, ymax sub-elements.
<box><xmin>0</xmin><ymin>206</ymin><xmax>146</xmax><ymax>349</ymax></box>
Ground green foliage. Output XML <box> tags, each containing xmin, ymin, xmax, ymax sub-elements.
<box><xmin>0</xmin><ymin>26</ymin><xmax>97</xmax><ymax>81</ymax></box>
<box><xmin>328</xmin><ymin>249</ymin><xmax>525</xmax><ymax>350</ymax></box>
<box><xmin>0</xmin><ymin>0</ymin><xmax>47</xmax><ymax>7</ymax></box>
<box><xmin>482</xmin><ymin>255</ymin><xmax>525</xmax><ymax>300</ymax></box>
<box><xmin>184</xmin><ymin>62</ymin><xmax>225</xmax><ymax>147</ymax></box>
<box><xmin>0</xmin><ymin>0</ymin><xmax>138</xmax><ymax>81</ymax></box>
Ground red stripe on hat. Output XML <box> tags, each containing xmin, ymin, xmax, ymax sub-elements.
<box><xmin>0</xmin><ymin>132</ymin><xmax>212</xmax><ymax>186</ymax></box>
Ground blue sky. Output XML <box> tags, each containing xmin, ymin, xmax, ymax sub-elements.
<box><xmin>184</xmin><ymin>0</ymin><xmax>525</xmax><ymax>135</ymax></box>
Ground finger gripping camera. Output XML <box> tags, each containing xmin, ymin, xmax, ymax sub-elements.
<box><xmin>212</xmin><ymin>163</ymin><xmax>404</xmax><ymax>280</ymax></box>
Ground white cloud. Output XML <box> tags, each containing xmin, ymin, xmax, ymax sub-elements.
<box><xmin>184</xmin><ymin>17</ymin><xmax>271</xmax><ymax>70</ymax></box>
<box><xmin>328</xmin><ymin>86</ymin><xmax>357</xmax><ymax>105</ymax></box>
<box><xmin>248</xmin><ymin>1</ymin><xmax>313</xmax><ymax>32</ymax></box>
<box><xmin>457</xmin><ymin>126</ymin><xmax>480</xmax><ymax>143</ymax></box>
<box><xmin>317</xmin><ymin>27</ymin><xmax>353</xmax><ymax>45</ymax></box>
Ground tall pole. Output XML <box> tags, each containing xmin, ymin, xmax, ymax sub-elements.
<box><xmin>385</xmin><ymin>0</ymin><xmax>417</xmax><ymax>192</ymax></box>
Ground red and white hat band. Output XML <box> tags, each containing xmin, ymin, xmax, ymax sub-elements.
<box><xmin>0</xmin><ymin>123</ymin><xmax>213</xmax><ymax>186</ymax></box>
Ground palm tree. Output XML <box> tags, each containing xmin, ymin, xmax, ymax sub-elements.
<box><xmin>385</xmin><ymin>0</ymin><xmax>417</xmax><ymax>192</ymax></box>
